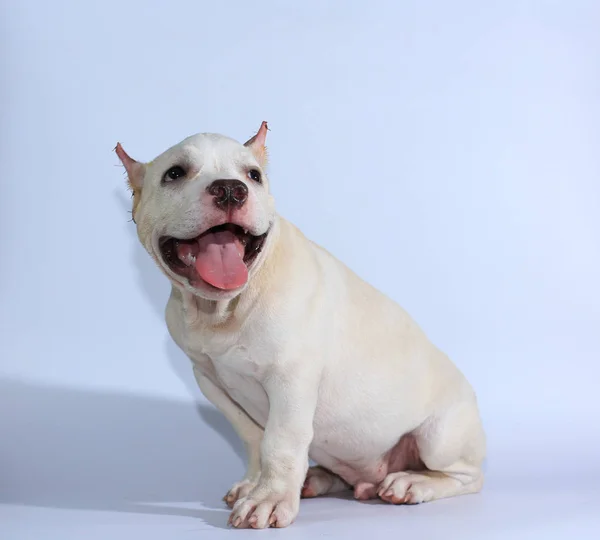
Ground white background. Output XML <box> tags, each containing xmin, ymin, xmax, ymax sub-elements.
<box><xmin>1</xmin><ymin>1</ymin><xmax>599</xmax><ymax>538</ymax></box>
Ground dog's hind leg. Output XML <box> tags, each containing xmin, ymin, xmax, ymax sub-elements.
<box><xmin>378</xmin><ymin>398</ymin><xmax>485</xmax><ymax>504</ymax></box>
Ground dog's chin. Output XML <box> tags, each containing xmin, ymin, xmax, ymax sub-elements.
<box><xmin>156</xmin><ymin>223</ymin><xmax>269</xmax><ymax>300</ymax></box>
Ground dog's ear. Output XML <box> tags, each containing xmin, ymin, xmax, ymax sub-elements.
<box><xmin>244</xmin><ymin>121</ymin><xmax>269</xmax><ymax>167</ymax></box>
<box><xmin>115</xmin><ymin>143</ymin><xmax>145</xmax><ymax>191</ymax></box>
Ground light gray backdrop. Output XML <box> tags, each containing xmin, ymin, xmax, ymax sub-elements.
<box><xmin>1</xmin><ymin>1</ymin><xmax>599</xmax><ymax>538</ymax></box>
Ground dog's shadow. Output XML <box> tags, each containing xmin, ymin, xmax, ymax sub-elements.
<box><xmin>0</xmin><ymin>377</ymin><xmax>246</xmax><ymax>527</ymax></box>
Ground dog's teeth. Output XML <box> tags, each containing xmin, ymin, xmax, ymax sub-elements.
<box><xmin>181</xmin><ymin>253</ymin><xmax>196</xmax><ymax>266</ymax></box>
<box><xmin>243</xmin><ymin>228</ymin><xmax>248</xmax><ymax>234</ymax></box>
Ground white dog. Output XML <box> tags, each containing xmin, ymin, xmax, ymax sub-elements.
<box><xmin>116</xmin><ymin>122</ymin><xmax>486</xmax><ymax>529</ymax></box>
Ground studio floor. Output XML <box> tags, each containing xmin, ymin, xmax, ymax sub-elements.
<box><xmin>3</xmin><ymin>480</ymin><xmax>599</xmax><ymax>539</ymax></box>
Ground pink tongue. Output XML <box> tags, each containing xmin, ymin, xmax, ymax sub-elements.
<box><xmin>194</xmin><ymin>230</ymin><xmax>248</xmax><ymax>290</ymax></box>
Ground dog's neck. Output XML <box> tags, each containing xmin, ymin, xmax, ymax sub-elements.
<box><xmin>176</xmin><ymin>216</ymin><xmax>284</xmax><ymax>328</ymax></box>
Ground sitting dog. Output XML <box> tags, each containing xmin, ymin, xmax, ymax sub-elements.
<box><xmin>116</xmin><ymin>122</ymin><xmax>486</xmax><ymax>529</ymax></box>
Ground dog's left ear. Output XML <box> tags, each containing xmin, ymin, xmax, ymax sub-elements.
<box><xmin>244</xmin><ymin>121</ymin><xmax>269</xmax><ymax>167</ymax></box>
<box><xmin>115</xmin><ymin>143</ymin><xmax>145</xmax><ymax>191</ymax></box>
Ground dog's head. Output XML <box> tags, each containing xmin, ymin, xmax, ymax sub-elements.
<box><xmin>116</xmin><ymin>122</ymin><xmax>276</xmax><ymax>301</ymax></box>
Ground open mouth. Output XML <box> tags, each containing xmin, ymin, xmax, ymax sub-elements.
<box><xmin>159</xmin><ymin>224</ymin><xmax>268</xmax><ymax>291</ymax></box>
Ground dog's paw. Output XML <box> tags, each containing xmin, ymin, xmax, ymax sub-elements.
<box><xmin>377</xmin><ymin>472</ymin><xmax>436</xmax><ymax>504</ymax></box>
<box><xmin>228</xmin><ymin>488</ymin><xmax>299</xmax><ymax>529</ymax></box>
<box><xmin>223</xmin><ymin>478</ymin><xmax>258</xmax><ymax>509</ymax></box>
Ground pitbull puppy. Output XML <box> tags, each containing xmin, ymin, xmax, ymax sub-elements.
<box><xmin>116</xmin><ymin>122</ymin><xmax>486</xmax><ymax>529</ymax></box>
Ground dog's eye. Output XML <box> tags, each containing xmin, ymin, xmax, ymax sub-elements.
<box><xmin>163</xmin><ymin>166</ymin><xmax>186</xmax><ymax>182</ymax></box>
<box><xmin>247</xmin><ymin>169</ymin><xmax>262</xmax><ymax>183</ymax></box>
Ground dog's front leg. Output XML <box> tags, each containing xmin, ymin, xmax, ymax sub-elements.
<box><xmin>228</xmin><ymin>368</ymin><xmax>318</xmax><ymax>529</ymax></box>
<box><xmin>192</xmin><ymin>366</ymin><xmax>263</xmax><ymax>508</ymax></box>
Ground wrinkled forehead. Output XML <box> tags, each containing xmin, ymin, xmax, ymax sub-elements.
<box><xmin>151</xmin><ymin>133</ymin><xmax>257</xmax><ymax>174</ymax></box>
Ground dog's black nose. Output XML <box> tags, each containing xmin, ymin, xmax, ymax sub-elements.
<box><xmin>207</xmin><ymin>179</ymin><xmax>248</xmax><ymax>210</ymax></box>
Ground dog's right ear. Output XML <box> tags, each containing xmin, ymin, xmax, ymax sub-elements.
<box><xmin>115</xmin><ymin>143</ymin><xmax>145</xmax><ymax>191</ymax></box>
<box><xmin>244</xmin><ymin>121</ymin><xmax>269</xmax><ymax>167</ymax></box>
